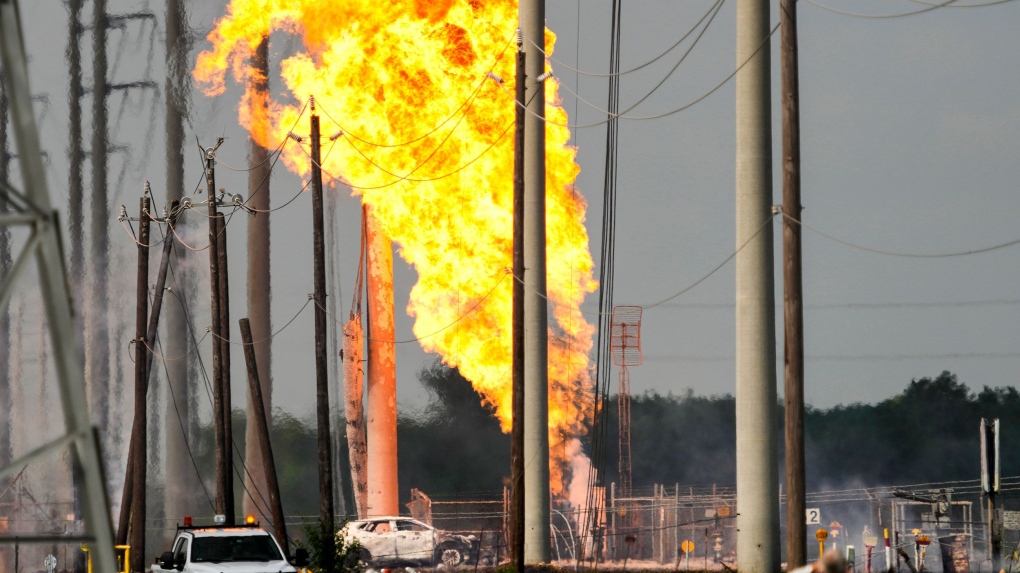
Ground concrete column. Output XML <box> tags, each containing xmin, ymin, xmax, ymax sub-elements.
<box><xmin>365</xmin><ymin>206</ymin><xmax>398</xmax><ymax>516</ymax></box>
<box><xmin>521</xmin><ymin>0</ymin><xmax>550</xmax><ymax>563</ymax></box>
<box><xmin>244</xmin><ymin>37</ymin><xmax>273</xmax><ymax>519</ymax></box>
<box><xmin>734</xmin><ymin>0</ymin><xmax>780</xmax><ymax>571</ymax></box>
<box><xmin>163</xmin><ymin>0</ymin><xmax>201</xmax><ymax>525</ymax></box>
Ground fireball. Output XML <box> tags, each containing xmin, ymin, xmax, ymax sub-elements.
<box><xmin>195</xmin><ymin>0</ymin><xmax>597</xmax><ymax>497</ymax></box>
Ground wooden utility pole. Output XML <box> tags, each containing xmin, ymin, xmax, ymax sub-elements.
<box><xmin>781</xmin><ymin>0</ymin><xmax>806</xmax><ymax>567</ymax></box>
<box><xmin>205</xmin><ymin>140</ymin><xmax>234</xmax><ymax>523</ymax></box>
<box><xmin>309</xmin><ymin>100</ymin><xmax>336</xmax><ymax>570</ymax></box>
<box><xmin>216</xmin><ymin>213</ymin><xmax>234</xmax><ymax>523</ymax></box>
<box><xmin>129</xmin><ymin>194</ymin><xmax>150</xmax><ymax>573</ymax></box>
<box><xmin>117</xmin><ymin>199</ymin><xmax>179</xmax><ymax>549</ymax></box>
<box><xmin>144</xmin><ymin>200</ymin><xmax>181</xmax><ymax>380</ymax></box>
<box><xmin>239</xmin><ymin>318</ymin><xmax>288</xmax><ymax>557</ymax></box>
<box><xmin>510</xmin><ymin>31</ymin><xmax>526</xmax><ymax>573</ymax></box>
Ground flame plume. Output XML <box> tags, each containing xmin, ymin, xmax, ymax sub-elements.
<box><xmin>195</xmin><ymin>0</ymin><xmax>597</xmax><ymax>497</ymax></box>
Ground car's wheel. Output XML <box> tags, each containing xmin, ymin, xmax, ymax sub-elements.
<box><xmin>435</xmin><ymin>544</ymin><xmax>464</xmax><ymax>567</ymax></box>
<box><xmin>357</xmin><ymin>547</ymin><xmax>372</xmax><ymax>565</ymax></box>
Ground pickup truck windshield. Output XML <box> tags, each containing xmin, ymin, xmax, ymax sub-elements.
<box><xmin>191</xmin><ymin>535</ymin><xmax>282</xmax><ymax>563</ymax></box>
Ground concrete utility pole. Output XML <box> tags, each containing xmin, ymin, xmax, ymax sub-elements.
<box><xmin>781</xmin><ymin>0</ymin><xmax>806</xmax><ymax>566</ymax></box>
<box><xmin>89</xmin><ymin>0</ymin><xmax>112</xmax><ymax>452</ymax></box>
<box><xmin>67</xmin><ymin>0</ymin><xmax>85</xmax><ymax>287</ymax></box>
<box><xmin>0</xmin><ymin>69</ymin><xmax>11</xmax><ymax>467</ymax></box>
<box><xmin>239</xmin><ymin>318</ymin><xmax>288</xmax><ymax>557</ymax></box>
<box><xmin>365</xmin><ymin>203</ymin><xmax>398</xmax><ymax>517</ymax></box>
<box><xmin>309</xmin><ymin>104</ymin><xmax>336</xmax><ymax>571</ymax></box>
<box><xmin>130</xmin><ymin>195</ymin><xmax>150</xmax><ymax>573</ymax></box>
<box><xmin>981</xmin><ymin>418</ymin><xmax>1001</xmax><ymax>571</ymax></box>
<box><xmin>520</xmin><ymin>0</ymin><xmax>550</xmax><ymax>563</ymax></box>
<box><xmin>510</xmin><ymin>31</ymin><xmax>526</xmax><ymax>573</ymax></box>
<box><xmin>734</xmin><ymin>0</ymin><xmax>780</xmax><ymax>570</ymax></box>
<box><xmin>244</xmin><ymin>37</ymin><xmax>273</xmax><ymax>518</ymax></box>
<box><xmin>163</xmin><ymin>0</ymin><xmax>198</xmax><ymax>524</ymax></box>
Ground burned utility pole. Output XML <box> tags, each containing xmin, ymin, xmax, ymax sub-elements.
<box><xmin>781</xmin><ymin>0</ymin><xmax>806</xmax><ymax>567</ymax></box>
<box><xmin>129</xmin><ymin>193</ymin><xmax>150</xmax><ymax>573</ymax></box>
<box><xmin>520</xmin><ymin>0</ymin><xmax>551</xmax><ymax>562</ymax></box>
<box><xmin>510</xmin><ymin>29</ymin><xmax>526</xmax><ymax>573</ymax></box>
<box><xmin>239</xmin><ymin>318</ymin><xmax>288</xmax><ymax>557</ymax></box>
<box><xmin>365</xmin><ymin>208</ymin><xmax>398</xmax><ymax>519</ymax></box>
<box><xmin>734</xmin><ymin>0</ymin><xmax>780</xmax><ymax>571</ymax></box>
<box><xmin>309</xmin><ymin>99</ymin><xmax>336</xmax><ymax>570</ymax></box>
<box><xmin>204</xmin><ymin>139</ymin><xmax>234</xmax><ymax>524</ymax></box>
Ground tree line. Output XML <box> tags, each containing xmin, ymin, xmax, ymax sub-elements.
<box><xmin>200</xmin><ymin>365</ymin><xmax>1020</xmax><ymax>518</ymax></box>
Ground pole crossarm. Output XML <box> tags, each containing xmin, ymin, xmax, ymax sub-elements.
<box><xmin>0</xmin><ymin>3</ymin><xmax>117</xmax><ymax>573</ymax></box>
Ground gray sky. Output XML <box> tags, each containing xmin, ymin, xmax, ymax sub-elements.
<box><xmin>10</xmin><ymin>0</ymin><xmax>1020</xmax><ymax>434</ymax></box>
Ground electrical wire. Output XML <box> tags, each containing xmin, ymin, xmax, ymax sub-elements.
<box><xmin>553</xmin><ymin>0</ymin><xmax>727</xmax><ymax>119</ymax></box>
<box><xmin>242</xmin><ymin>99</ymin><xmax>310</xmax><ymax>208</ymax></box>
<box><xmin>163</xmin><ymin>256</ymin><xmax>279</xmax><ymax>526</ymax></box>
<box><xmin>529</xmin><ymin>0</ymin><xmax>726</xmax><ymax>79</ymax></box>
<box><xmin>503</xmin><ymin>21</ymin><xmax>780</xmax><ymax>129</ymax></box>
<box><xmin>314</xmin><ymin>121</ymin><xmax>515</xmax><ymax>191</ymax></box>
<box><xmin>151</xmin><ymin>329</ymin><xmax>216</xmax><ymax>511</ymax></box>
<box><xmin>804</xmin><ymin>0</ymin><xmax>961</xmax><ymax>18</ymax></box>
<box><xmin>314</xmin><ymin>270</ymin><xmax>510</xmax><ymax>344</ymax></box>
<box><xmin>906</xmin><ymin>0</ymin><xmax>1016</xmax><ymax>6</ymax></box>
<box><xmin>584</xmin><ymin>0</ymin><xmax>624</xmax><ymax>558</ymax></box>
<box><xmin>207</xmin><ymin>298</ymin><xmax>312</xmax><ymax>346</ymax></box>
<box><xmin>120</xmin><ymin>218</ymin><xmax>171</xmax><ymax>248</ymax></box>
<box><xmin>783</xmin><ymin>212</ymin><xmax>1020</xmax><ymax>258</ymax></box>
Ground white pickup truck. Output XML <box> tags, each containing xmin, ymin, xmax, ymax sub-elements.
<box><xmin>151</xmin><ymin>517</ymin><xmax>307</xmax><ymax>573</ymax></box>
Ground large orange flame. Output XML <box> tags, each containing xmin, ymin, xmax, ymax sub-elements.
<box><xmin>195</xmin><ymin>0</ymin><xmax>597</xmax><ymax>498</ymax></box>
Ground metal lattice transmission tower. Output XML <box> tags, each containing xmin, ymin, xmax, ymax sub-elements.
<box><xmin>0</xmin><ymin>3</ymin><xmax>116</xmax><ymax>572</ymax></box>
<box><xmin>610</xmin><ymin>305</ymin><xmax>642</xmax><ymax>497</ymax></box>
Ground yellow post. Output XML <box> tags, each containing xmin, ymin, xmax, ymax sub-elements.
<box><xmin>115</xmin><ymin>545</ymin><xmax>130</xmax><ymax>573</ymax></box>
<box><xmin>816</xmin><ymin>529</ymin><xmax>830</xmax><ymax>560</ymax></box>
<box><xmin>81</xmin><ymin>545</ymin><xmax>92</xmax><ymax>573</ymax></box>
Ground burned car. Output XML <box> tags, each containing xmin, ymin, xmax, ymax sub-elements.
<box><xmin>340</xmin><ymin>516</ymin><xmax>479</xmax><ymax>567</ymax></box>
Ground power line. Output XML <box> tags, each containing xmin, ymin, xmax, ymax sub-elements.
<box><xmin>906</xmin><ymin>0</ymin><xmax>1017</xmax><ymax>7</ymax></box>
<box><xmin>553</xmin><ymin>0</ymin><xmax>727</xmax><ymax>118</ymax></box>
<box><xmin>803</xmin><ymin>0</ymin><xmax>970</xmax><ymax>18</ymax></box>
<box><xmin>502</xmin><ymin>20</ymin><xmax>781</xmax><ymax>129</ymax></box>
<box><xmin>642</xmin><ymin>351</ymin><xmax>1020</xmax><ymax>362</ymax></box>
<box><xmin>531</xmin><ymin>0</ymin><xmax>724</xmax><ymax>79</ymax></box>
<box><xmin>650</xmin><ymin>299</ymin><xmax>1020</xmax><ymax>310</ymax></box>
<box><xmin>784</xmin><ymin>212</ymin><xmax>1020</xmax><ymax>258</ymax></box>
